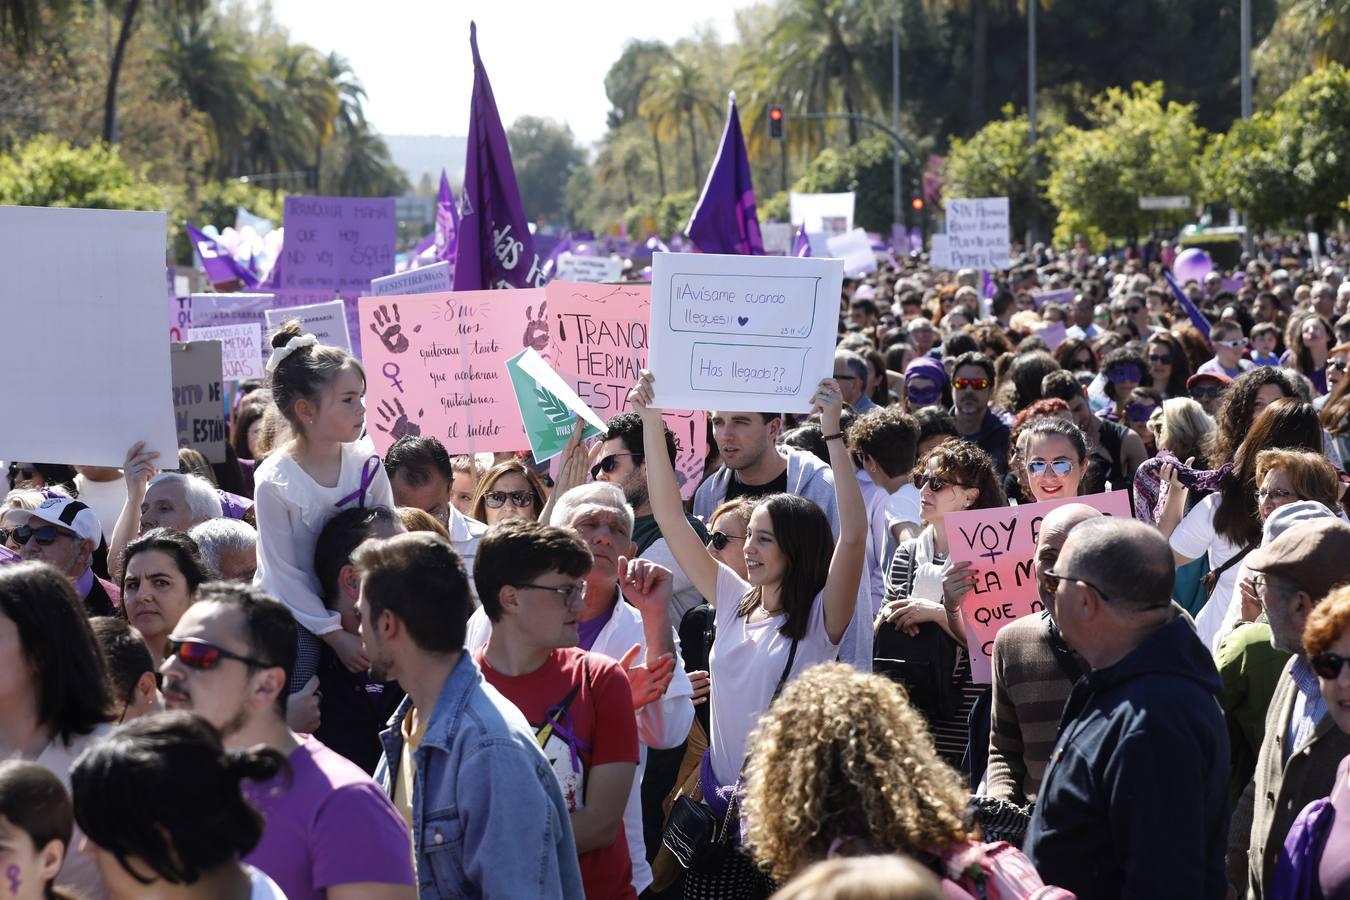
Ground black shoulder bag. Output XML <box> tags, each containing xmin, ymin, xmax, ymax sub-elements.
<box><xmin>873</xmin><ymin>543</ymin><xmax>961</xmax><ymax>721</ymax></box>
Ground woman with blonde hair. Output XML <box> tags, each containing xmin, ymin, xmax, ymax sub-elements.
<box><xmin>1132</xmin><ymin>398</ymin><xmax>1215</xmax><ymax>525</ymax></box>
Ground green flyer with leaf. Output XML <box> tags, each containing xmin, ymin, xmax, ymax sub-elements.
<box><xmin>505</xmin><ymin>349</ymin><xmax>604</xmax><ymax>462</ymax></box>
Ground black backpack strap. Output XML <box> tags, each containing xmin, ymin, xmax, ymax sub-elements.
<box><xmin>772</xmin><ymin>637</ymin><xmax>800</xmax><ymax>701</ymax></box>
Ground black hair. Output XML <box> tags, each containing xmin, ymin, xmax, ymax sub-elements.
<box><xmin>352</xmin><ymin>531</ymin><xmax>474</xmax><ymax>650</ymax></box>
<box><xmin>603</xmin><ymin>411</ymin><xmax>676</xmax><ymax>462</ymax></box>
<box><xmin>737</xmin><ymin>494</ymin><xmax>834</xmax><ymax>641</ymax></box>
<box><xmin>471</xmin><ymin>522</ymin><xmax>590</xmax><ymax>625</ymax></box>
<box><xmin>313</xmin><ymin>506</ymin><xmax>402</xmax><ymax>608</ymax></box>
<box><xmin>6</xmin><ymin>462</ymin><xmax>77</xmax><ymax>493</ymax></box>
<box><xmin>1207</xmin><ymin>366</ymin><xmax>1298</xmax><ymax>466</ymax></box>
<box><xmin>1020</xmin><ymin>416</ymin><xmax>1088</xmax><ymax>463</ymax></box>
<box><xmin>120</xmin><ymin>528</ymin><xmax>210</xmax><ymax>596</ymax></box>
<box><xmin>940</xmin><ymin>332</ymin><xmax>979</xmax><ymax>359</ymax></box>
<box><xmin>847</xmin><ymin>408</ymin><xmax>918</xmax><ymax>478</ymax></box>
<box><xmin>267</xmin><ymin>319</ymin><xmax>365</xmax><ymax>439</ymax></box>
<box><xmin>0</xmin><ymin>759</ymin><xmax>72</xmax><ymax>898</ymax></box>
<box><xmin>781</xmin><ymin>424</ymin><xmax>829</xmax><ymax>464</ymax></box>
<box><xmin>1007</xmin><ymin>350</ymin><xmax>1060</xmax><ymax>412</ymax></box>
<box><xmin>913</xmin><ymin>407</ymin><xmax>961</xmax><ymax>447</ymax></box>
<box><xmin>1040</xmin><ymin>369</ymin><xmax>1084</xmax><ymax>404</ymax></box>
<box><xmin>229</xmin><ymin>391</ymin><xmax>271</xmax><ymax>461</ymax></box>
<box><xmin>89</xmin><ymin>617</ymin><xmax>156</xmax><ymax>704</ymax></box>
<box><xmin>193</xmin><ymin>583</ymin><xmax>296</xmax><ymax>715</ymax></box>
<box><xmin>71</xmin><ymin>712</ymin><xmax>286</xmax><ymax>886</ymax></box>
<box><xmin>384</xmin><ymin>435</ymin><xmax>454</xmax><ymax>483</ymax></box>
<box><xmin>1099</xmin><ymin>347</ymin><xmax>1153</xmax><ymax>402</ymax></box>
<box><xmin>0</xmin><ymin>563</ymin><xmax>112</xmax><ymax>743</ymax></box>
<box><xmin>950</xmin><ymin>350</ymin><xmax>995</xmax><ymax>384</ymax></box>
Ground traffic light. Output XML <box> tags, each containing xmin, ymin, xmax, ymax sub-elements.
<box><xmin>768</xmin><ymin>105</ymin><xmax>784</xmax><ymax>140</ymax></box>
<box><xmin>911</xmin><ymin>197</ymin><xmax>924</xmax><ymax>211</ymax></box>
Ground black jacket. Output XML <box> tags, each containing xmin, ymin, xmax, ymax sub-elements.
<box><xmin>1024</xmin><ymin>614</ymin><xmax>1230</xmax><ymax>900</ymax></box>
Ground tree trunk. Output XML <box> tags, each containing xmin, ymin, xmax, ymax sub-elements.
<box><xmin>970</xmin><ymin>0</ymin><xmax>988</xmax><ymax>129</ymax></box>
<box><xmin>650</xmin><ymin>124</ymin><xmax>667</xmax><ymax>196</ymax></box>
<box><xmin>844</xmin><ymin>90</ymin><xmax>859</xmax><ymax>144</ymax></box>
<box><xmin>686</xmin><ymin>111</ymin><xmax>700</xmax><ymax>188</ymax></box>
<box><xmin>103</xmin><ymin>0</ymin><xmax>140</xmax><ymax>144</ymax></box>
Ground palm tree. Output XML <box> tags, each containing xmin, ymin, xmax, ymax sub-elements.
<box><xmin>156</xmin><ymin>11</ymin><xmax>258</xmax><ymax>173</ymax></box>
<box><xmin>333</xmin><ymin>121</ymin><xmax>407</xmax><ymax>197</ymax></box>
<box><xmin>103</xmin><ymin>0</ymin><xmax>209</xmax><ymax>143</ymax></box>
<box><xmin>594</xmin><ymin>123</ymin><xmax>652</xmax><ymax>207</ymax></box>
<box><xmin>605</xmin><ymin>39</ymin><xmax>672</xmax><ymax>195</ymax></box>
<box><xmin>314</xmin><ymin>51</ymin><xmax>366</xmax><ymax>184</ymax></box>
<box><xmin>644</xmin><ymin>55</ymin><xmax>717</xmax><ymax>188</ymax></box>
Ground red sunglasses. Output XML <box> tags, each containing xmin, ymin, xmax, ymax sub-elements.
<box><xmin>164</xmin><ymin>637</ymin><xmax>274</xmax><ymax>671</ymax></box>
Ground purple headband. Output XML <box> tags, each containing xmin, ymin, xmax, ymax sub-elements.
<box><xmin>904</xmin><ymin>356</ymin><xmax>948</xmax><ymax>388</ymax></box>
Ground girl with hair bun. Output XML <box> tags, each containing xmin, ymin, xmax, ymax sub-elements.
<box><xmin>253</xmin><ymin>320</ymin><xmax>394</xmax><ymax>692</ymax></box>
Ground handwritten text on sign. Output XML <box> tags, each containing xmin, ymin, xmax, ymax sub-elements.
<box><xmin>263</xmin><ymin>299</ymin><xmax>350</xmax><ymax>353</ymax></box>
<box><xmin>358</xmin><ymin>291</ymin><xmax>531</xmax><ymax>456</ymax></box>
<box><xmin>942</xmin><ymin>490</ymin><xmax>1131</xmax><ymax>683</ymax></box>
<box><xmin>187</xmin><ymin>324</ymin><xmax>263</xmax><ymax>384</ymax></box>
<box><xmin>170</xmin><ymin>341</ymin><xmax>226</xmax><ymax>463</ymax></box>
<box><xmin>649</xmin><ymin>252</ymin><xmax>843</xmax><ymax>413</ymax></box>
<box><xmin>945</xmin><ymin>197</ymin><xmax>1011</xmax><ymax>271</ymax></box>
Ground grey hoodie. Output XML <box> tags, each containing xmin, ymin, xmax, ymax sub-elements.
<box><xmin>693</xmin><ymin>446</ymin><xmax>840</xmax><ymax>533</ymax></box>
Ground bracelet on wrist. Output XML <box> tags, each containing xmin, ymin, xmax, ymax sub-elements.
<box><xmin>822</xmin><ymin>432</ymin><xmax>845</xmax><ymax>442</ymax></box>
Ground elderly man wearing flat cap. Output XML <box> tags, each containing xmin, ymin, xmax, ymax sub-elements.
<box><xmin>1246</xmin><ymin>517</ymin><xmax>1350</xmax><ymax>900</ymax></box>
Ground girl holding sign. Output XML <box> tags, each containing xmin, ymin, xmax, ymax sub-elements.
<box><xmin>630</xmin><ymin>371</ymin><xmax>866</xmax><ymax>896</ymax></box>
<box><xmin>252</xmin><ymin>321</ymin><xmax>395</xmax><ymax>692</ymax></box>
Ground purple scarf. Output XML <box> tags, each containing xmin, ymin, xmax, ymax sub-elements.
<box><xmin>1156</xmin><ymin>449</ymin><xmax>1233</xmax><ymax>493</ymax></box>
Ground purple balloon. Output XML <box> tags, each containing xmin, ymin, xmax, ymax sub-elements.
<box><xmin>1172</xmin><ymin>248</ymin><xmax>1214</xmax><ymax>285</ymax></box>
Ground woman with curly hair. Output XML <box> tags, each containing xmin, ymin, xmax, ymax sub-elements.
<box><xmin>1204</xmin><ymin>366</ymin><xmax>1298</xmax><ymax>467</ymax></box>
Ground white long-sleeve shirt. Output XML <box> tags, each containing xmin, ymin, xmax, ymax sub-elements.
<box><xmin>253</xmin><ymin>437</ymin><xmax>395</xmax><ymax>635</ymax></box>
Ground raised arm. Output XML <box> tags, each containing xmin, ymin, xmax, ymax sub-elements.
<box><xmin>629</xmin><ymin>372</ymin><xmax>721</xmax><ymax>603</ymax></box>
<box><xmin>815</xmin><ymin>379</ymin><xmax>867</xmax><ymax>644</ymax></box>
<box><xmin>108</xmin><ymin>442</ymin><xmax>159</xmax><ymax>582</ymax></box>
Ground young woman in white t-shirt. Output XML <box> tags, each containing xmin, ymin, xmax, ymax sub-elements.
<box><xmin>629</xmin><ymin>371</ymin><xmax>867</xmax><ymax>789</ymax></box>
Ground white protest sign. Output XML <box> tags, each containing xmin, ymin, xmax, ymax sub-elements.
<box><xmin>760</xmin><ymin>223</ymin><xmax>794</xmax><ymax>256</ymax></box>
<box><xmin>555</xmin><ymin>254</ymin><xmax>624</xmax><ymax>284</ymax></box>
<box><xmin>189</xmin><ymin>324</ymin><xmax>264</xmax><ymax>383</ymax></box>
<box><xmin>789</xmin><ymin>192</ymin><xmax>855</xmax><ymax>236</ymax></box>
<box><xmin>0</xmin><ymin>206</ymin><xmax>177</xmax><ymax>467</ymax></box>
<box><xmin>930</xmin><ymin>234</ymin><xmax>953</xmax><ymax>269</ymax></box>
<box><xmin>517</xmin><ymin>348</ymin><xmax>608</xmax><ymax>433</ymax></box>
<box><xmin>826</xmin><ymin>228</ymin><xmax>879</xmax><ymax>277</ymax></box>
<box><xmin>648</xmin><ymin>252</ymin><xmax>844</xmax><ymax>413</ymax></box>
<box><xmin>370</xmin><ymin>260</ymin><xmax>452</xmax><ymax>296</ymax></box>
<box><xmin>264</xmin><ymin>299</ymin><xmax>351</xmax><ymax>353</ymax></box>
<box><xmin>945</xmin><ymin>197</ymin><xmax>1011</xmax><ymax>270</ymax></box>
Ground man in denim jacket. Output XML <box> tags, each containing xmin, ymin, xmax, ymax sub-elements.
<box><xmin>355</xmin><ymin>531</ymin><xmax>584</xmax><ymax>899</ymax></box>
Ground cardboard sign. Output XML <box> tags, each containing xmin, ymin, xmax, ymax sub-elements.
<box><xmin>170</xmin><ymin>341</ymin><xmax>226</xmax><ymax>463</ymax></box>
<box><xmin>942</xmin><ymin>490</ymin><xmax>1132</xmax><ymax>683</ymax></box>
<box><xmin>370</xmin><ymin>261</ymin><xmax>452</xmax><ymax>296</ymax></box>
<box><xmin>647</xmin><ymin>251</ymin><xmax>844</xmax><ymax>414</ymax></box>
<box><xmin>945</xmin><ymin>197</ymin><xmax>1011</xmax><ymax>270</ymax></box>
<box><xmin>826</xmin><ymin>228</ymin><xmax>879</xmax><ymax>277</ymax></box>
<box><xmin>0</xmin><ymin>206</ymin><xmax>178</xmax><ymax>467</ymax></box>
<box><xmin>789</xmin><ymin>192</ymin><xmax>855</xmax><ymax>236</ymax></box>
<box><xmin>278</xmin><ymin>195</ymin><xmax>398</xmax><ymax>358</ymax></box>
<box><xmin>188</xmin><ymin>324</ymin><xmax>264</xmax><ymax>383</ymax></box>
<box><xmin>545</xmin><ymin>280</ymin><xmax>707</xmax><ymax>498</ymax></box>
<box><xmin>264</xmin><ymin>299</ymin><xmax>350</xmax><ymax>353</ymax></box>
<box><xmin>506</xmin><ymin>348</ymin><xmax>605</xmax><ymax>463</ymax></box>
<box><xmin>930</xmin><ymin>234</ymin><xmax>952</xmax><ymax>269</ymax></box>
<box><xmin>1029</xmin><ymin>288</ymin><xmax>1075</xmax><ymax>310</ymax></box>
<box><xmin>358</xmin><ymin>291</ymin><xmax>533</xmax><ymax>455</ymax></box>
<box><xmin>555</xmin><ymin>254</ymin><xmax>624</xmax><ymax>284</ymax></box>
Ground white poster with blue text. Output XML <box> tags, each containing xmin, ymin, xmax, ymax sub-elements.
<box><xmin>648</xmin><ymin>252</ymin><xmax>844</xmax><ymax>413</ymax></box>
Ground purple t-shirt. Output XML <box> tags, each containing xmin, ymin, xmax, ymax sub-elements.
<box><xmin>576</xmin><ymin>599</ymin><xmax>617</xmax><ymax>652</ymax></box>
<box><xmin>1319</xmin><ymin>755</ymin><xmax>1350</xmax><ymax>900</ymax></box>
<box><xmin>244</xmin><ymin>737</ymin><xmax>414</xmax><ymax>900</ymax></box>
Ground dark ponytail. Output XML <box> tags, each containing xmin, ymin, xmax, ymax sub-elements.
<box><xmin>267</xmin><ymin>317</ymin><xmax>365</xmax><ymax>437</ymax></box>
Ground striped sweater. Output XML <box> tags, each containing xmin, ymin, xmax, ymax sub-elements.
<box><xmin>984</xmin><ymin>612</ymin><xmax>1083</xmax><ymax>804</ymax></box>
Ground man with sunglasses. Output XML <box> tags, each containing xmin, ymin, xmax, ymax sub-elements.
<box><xmin>1110</xmin><ymin>291</ymin><xmax>1160</xmax><ymax>339</ymax></box>
<box><xmin>948</xmin><ymin>351</ymin><xmax>1011</xmax><ymax>477</ymax></box>
<box><xmin>833</xmin><ymin>350</ymin><xmax>878</xmax><ymax>413</ymax></box>
<box><xmin>162</xmin><ymin>582</ymin><xmax>416</xmax><ymax>900</ymax></box>
<box><xmin>1243</xmin><ymin>519</ymin><xmax>1350</xmax><ymax>900</ymax></box>
<box><xmin>1024</xmin><ymin>517</ymin><xmax>1229</xmax><ymax>900</ymax></box>
<box><xmin>11</xmin><ymin>496</ymin><xmax>118</xmax><ymax>617</ymax></box>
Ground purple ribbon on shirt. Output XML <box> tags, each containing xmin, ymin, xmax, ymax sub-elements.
<box><xmin>335</xmin><ymin>455</ymin><xmax>381</xmax><ymax>509</ymax></box>
<box><xmin>542</xmin><ymin>705</ymin><xmax>591</xmax><ymax>775</ymax></box>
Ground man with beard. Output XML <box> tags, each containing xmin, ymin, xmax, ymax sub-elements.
<box><xmin>160</xmin><ymin>582</ymin><xmax>415</xmax><ymax>899</ymax></box>
<box><xmin>949</xmin><ymin>352</ymin><xmax>1011</xmax><ymax>477</ymax></box>
<box><xmin>591</xmin><ymin>413</ymin><xmax>709</xmax><ymax>621</ymax></box>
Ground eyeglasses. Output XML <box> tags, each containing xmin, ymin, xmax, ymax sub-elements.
<box><xmin>512</xmin><ymin>581</ymin><xmax>587</xmax><ymax>606</ymax></box>
<box><xmin>1026</xmin><ymin>459</ymin><xmax>1075</xmax><ymax>478</ymax></box>
<box><xmin>1116</xmin><ymin>305</ymin><xmax>1142</xmax><ymax>316</ymax></box>
<box><xmin>1189</xmin><ymin>386</ymin><xmax>1222</xmax><ymax>400</ymax></box>
<box><xmin>953</xmin><ymin>378</ymin><xmax>990</xmax><ymax>391</ymax></box>
<box><xmin>913</xmin><ymin>472</ymin><xmax>966</xmax><ymax>492</ymax></box>
<box><xmin>1106</xmin><ymin>367</ymin><xmax>1142</xmax><ymax>383</ymax></box>
<box><xmin>483</xmin><ymin>490</ymin><xmax>535</xmax><ymax>509</ymax></box>
<box><xmin>11</xmin><ymin>524</ymin><xmax>76</xmax><ymax>547</ymax></box>
<box><xmin>164</xmin><ymin>637</ymin><xmax>274</xmax><ymax>671</ymax></box>
<box><xmin>1256</xmin><ymin>486</ymin><xmax>1297</xmax><ymax>504</ymax></box>
<box><xmin>1126</xmin><ymin>403</ymin><xmax>1158</xmax><ymax>423</ymax></box>
<box><xmin>590</xmin><ymin>453</ymin><xmax>643</xmax><ymax>480</ymax></box>
<box><xmin>1329</xmin><ymin>359</ymin><xmax>1349</xmax><ymax>372</ymax></box>
<box><xmin>707</xmin><ymin>531</ymin><xmax>745</xmax><ymax>551</ymax></box>
<box><xmin>1147</xmin><ymin>354</ymin><xmax>1173</xmax><ymax>366</ymax></box>
<box><xmin>1041</xmin><ymin>569</ymin><xmax>1117</xmax><ymax>605</ymax></box>
<box><xmin>1311</xmin><ymin>652</ymin><xmax>1350</xmax><ymax>680</ymax></box>
<box><xmin>1214</xmin><ymin>337</ymin><xmax>1249</xmax><ymax>350</ymax></box>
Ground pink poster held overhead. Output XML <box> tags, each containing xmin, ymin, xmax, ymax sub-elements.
<box><xmin>358</xmin><ymin>290</ymin><xmax>534</xmax><ymax>456</ymax></box>
<box><xmin>545</xmin><ymin>280</ymin><xmax>707</xmax><ymax>499</ymax></box>
<box><xmin>940</xmin><ymin>490</ymin><xmax>1131</xmax><ymax>683</ymax></box>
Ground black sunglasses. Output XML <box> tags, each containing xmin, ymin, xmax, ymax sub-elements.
<box><xmin>483</xmin><ymin>490</ymin><xmax>535</xmax><ymax>509</ymax></box>
<box><xmin>590</xmin><ymin>453</ymin><xmax>642</xmax><ymax>481</ymax></box>
<box><xmin>707</xmin><ymin>531</ymin><xmax>745</xmax><ymax>551</ymax></box>
<box><xmin>1311</xmin><ymin>652</ymin><xmax>1350</xmax><ymax>680</ymax></box>
<box><xmin>1189</xmin><ymin>386</ymin><xmax>1222</xmax><ymax>400</ymax></box>
<box><xmin>913</xmin><ymin>472</ymin><xmax>966</xmax><ymax>492</ymax></box>
<box><xmin>11</xmin><ymin>524</ymin><xmax>76</xmax><ymax>546</ymax></box>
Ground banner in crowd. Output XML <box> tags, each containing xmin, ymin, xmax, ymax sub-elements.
<box><xmin>1029</xmin><ymin>288</ymin><xmax>1074</xmax><ymax>309</ymax></box>
<box><xmin>942</xmin><ymin>490</ymin><xmax>1131</xmax><ymax>683</ymax></box>
<box><xmin>646</xmin><ymin>251</ymin><xmax>845</xmax><ymax>414</ymax></box>
<box><xmin>505</xmin><ymin>348</ymin><xmax>606</xmax><ymax>463</ymax></box>
<box><xmin>544</xmin><ymin>280</ymin><xmax>707</xmax><ymax>498</ymax></box>
<box><xmin>358</xmin><ymin>290</ymin><xmax>533</xmax><ymax>455</ymax></box>
<box><xmin>277</xmin><ymin>195</ymin><xmax>397</xmax><ymax>357</ymax></box>
<box><xmin>263</xmin><ymin>299</ymin><xmax>351</xmax><ymax>353</ymax></box>
<box><xmin>0</xmin><ymin>206</ymin><xmax>178</xmax><ymax>467</ymax></box>
<box><xmin>826</xmin><ymin>228</ymin><xmax>879</xmax><ymax>277</ymax></box>
<box><xmin>170</xmin><ymin>341</ymin><xmax>226</xmax><ymax>463</ymax></box>
<box><xmin>188</xmin><ymin>323</ymin><xmax>263</xmax><ymax>384</ymax></box>
<box><xmin>169</xmin><ymin>276</ymin><xmax>190</xmax><ymax>343</ymax></box>
<box><xmin>555</xmin><ymin>254</ymin><xmax>623</xmax><ymax>284</ymax></box>
<box><xmin>945</xmin><ymin>197</ymin><xmax>1011</xmax><ymax>270</ymax></box>
<box><xmin>789</xmin><ymin>192</ymin><xmax>854</xmax><ymax>237</ymax></box>
<box><xmin>370</xmin><ymin>261</ymin><xmax>452</xmax><ymax>297</ymax></box>
<box><xmin>190</xmin><ymin>293</ymin><xmax>274</xmax><ymax>371</ymax></box>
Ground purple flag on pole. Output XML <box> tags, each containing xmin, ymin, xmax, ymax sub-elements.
<box><xmin>793</xmin><ymin>226</ymin><xmax>812</xmax><ymax>258</ymax></box>
<box><xmin>435</xmin><ymin>169</ymin><xmax>459</xmax><ymax>262</ymax></box>
<box><xmin>185</xmin><ymin>223</ymin><xmax>258</xmax><ymax>289</ymax></box>
<box><xmin>1162</xmin><ymin>270</ymin><xmax>1212</xmax><ymax>338</ymax></box>
<box><xmin>453</xmin><ymin>22</ymin><xmax>543</xmax><ymax>291</ymax></box>
<box><xmin>685</xmin><ymin>93</ymin><xmax>764</xmax><ymax>256</ymax></box>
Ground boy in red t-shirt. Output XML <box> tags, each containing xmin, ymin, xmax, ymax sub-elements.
<box><xmin>473</xmin><ymin>521</ymin><xmax>640</xmax><ymax>900</ymax></box>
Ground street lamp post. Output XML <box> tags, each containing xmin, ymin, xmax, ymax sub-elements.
<box><xmin>892</xmin><ymin>4</ymin><xmax>903</xmax><ymax>230</ymax></box>
<box><xmin>1240</xmin><ymin>0</ymin><xmax>1252</xmax><ymax>119</ymax></box>
<box><xmin>1027</xmin><ymin>0</ymin><xmax>1037</xmax><ymax>249</ymax></box>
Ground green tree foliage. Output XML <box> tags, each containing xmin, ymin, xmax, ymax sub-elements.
<box><xmin>508</xmin><ymin>116</ymin><xmax>588</xmax><ymax>225</ymax></box>
<box><xmin>944</xmin><ymin>104</ymin><xmax>1056</xmax><ymax>239</ymax></box>
<box><xmin>0</xmin><ymin>135</ymin><xmax>167</xmax><ymax>210</ymax></box>
<box><xmin>1045</xmin><ymin>83</ymin><xmax>1205</xmax><ymax>250</ymax></box>
<box><xmin>788</xmin><ymin>134</ymin><xmax>918</xmax><ymax>232</ymax></box>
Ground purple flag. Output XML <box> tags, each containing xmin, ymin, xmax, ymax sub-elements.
<box><xmin>1162</xmin><ymin>270</ymin><xmax>1212</xmax><ymax>338</ymax></box>
<box><xmin>685</xmin><ymin>93</ymin><xmax>764</xmax><ymax>256</ymax></box>
<box><xmin>982</xmin><ymin>270</ymin><xmax>996</xmax><ymax>299</ymax></box>
<box><xmin>793</xmin><ymin>226</ymin><xmax>812</xmax><ymax>258</ymax></box>
<box><xmin>435</xmin><ymin>169</ymin><xmax>459</xmax><ymax>262</ymax></box>
<box><xmin>185</xmin><ymin>223</ymin><xmax>258</xmax><ymax>289</ymax></box>
<box><xmin>453</xmin><ymin>22</ymin><xmax>543</xmax><ymax>291</ymax></box>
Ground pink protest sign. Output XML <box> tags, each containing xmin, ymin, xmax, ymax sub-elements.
<box><xmin>358</xmin><ymin>290</ymin><xmax>533</xmax><ymax>456</ymax></box>
<box><xmin>545</xmin><ymin>280</ymin><xmax>707</xmax><ymax>498</ymax></box>
<box><xmin>941</xmin><ymin>490</ymin><xmax>1131</xmax><ymax>683</ymax></box>
<box><xmin>278</xmin><ymin>196</ymin><xmax>397</xmax><ymax>358</ymax></box>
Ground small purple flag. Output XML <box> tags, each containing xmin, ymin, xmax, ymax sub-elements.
<box><xmin>908</xmin><ymin>227</ymin><xmax>923</xmax><ymax>254</ymax></box>
<box><xmin>982</xmin><ymin>270</ymin><xmax>995</xmax><ymax>299</ymax></box>
<box><xmin>645</xmin><ymin>234</ymin><xmax>670</xmax><ymax>254</ymax></box>
<box><xmin>453</xmin><ymin>22</ymin><xmax>543</xmax><ymax>291</ymax></box>
<box><xmin>685</xmin><ymin>93</ymin><xmax>764</xmax><ymax>256</ymax></box>
<box><xmin>435</xmin><ymin>169</ymin><xmax>460</xmax><ymax>262</ymax></box>
<box><xmin>1163</xmin><ymin>270</ymin><xmax>1212</xmax><ymax>338</ymax></box>
<box><xmin>793</xmin><ymin>226</ymin><xmax>812</xmax><ymax>258</ymax></box>
<box><xmin>185</xmin><ymin>223</ymin><xmax>258</xmax><ymax>289</ymax></box>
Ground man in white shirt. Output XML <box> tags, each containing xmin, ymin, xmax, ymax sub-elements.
<box><xmin>846</xmin><ymin>408</ymin><xmax>920</xmax><ymax>620</ymax></box>
<box><xmin>382</xmin><ymin>435</ymin><xmax>486</xmax><ymax>577</ymax></box>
